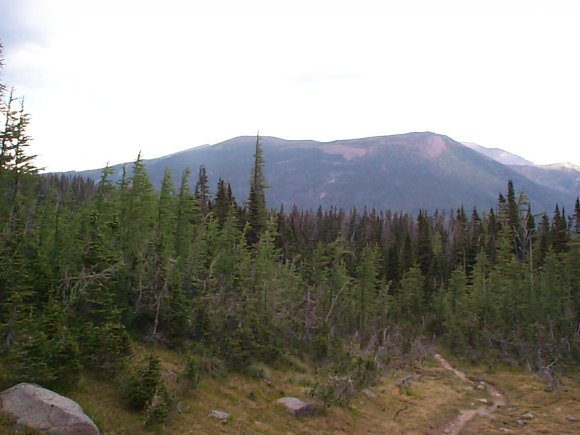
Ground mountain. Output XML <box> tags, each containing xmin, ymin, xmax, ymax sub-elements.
<box><xmin>462</xmin><ymin>142</ymin><xmax>534</xmax><ymax>166</ymax></box>
<box><xmin>64</xmin><ymin>132</ymin><xmax>578</xmax><ymax>213</ymax></box>
<box><xmin>462</xmin><ymin>142</ymin><xmax>580</xmax><ymax>206</ymax></box>
<box><xmin>508</xmin><ymin>162</ymin><xmax>580</xmax><ymax>198</ymax></box>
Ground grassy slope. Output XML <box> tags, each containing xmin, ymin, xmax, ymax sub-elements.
<box><xmin>1</xmin><ymin>346</ymin><xmax>578</xmax><ymax>434</ymax></box>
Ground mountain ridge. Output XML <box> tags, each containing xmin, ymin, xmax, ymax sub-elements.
<box><xmin>60</xmin><ymin>132</ymin><xmax>579</xmax><ymax>213</ymax></box>
<box><xmin>462</xmin><ymin>141</ymin><xmax>535</xmax><ymax>166</ymax></box>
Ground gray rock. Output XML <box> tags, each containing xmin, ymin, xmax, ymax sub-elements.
<box><xmin>277</xmin><ymin>397</ymin><xmax>315</xmax><ymax>418</ymax></box>
<box><xmin>522</xmin><ymin>412</ymin><xmax>534</xmax><ymax>419</ymax></box>
<box><xmin>516</xmin><ymin>419</ymin><xmax>526</xmax><ymax>426</ymax></box>
<box><xmin>0</xmin><ymin>383</ymin><xmax>100</xmax><ymax>434</ymax></box>
<box><xmin>208</xmin><ymin>410</ymin><xmax>230</xmax><ymax>423</ymax></box>
<box><xmin>362</xmin><ymin>388</ymin><xmax>376</xmax><ymax>399</ymax></box>
<box><xmin>566</xmin><ymin>415</ymin><xmax>577</xmax><ymax>422</ymax></box>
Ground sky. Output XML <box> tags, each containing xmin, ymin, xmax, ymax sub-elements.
<box><xmin>1</xmin><ymin>0</ymin><xmax>579</xmax><ymax>172</ymax></box>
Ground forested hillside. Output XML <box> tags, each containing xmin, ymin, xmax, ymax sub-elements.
<box><xmin>1</xmin><ymin>43</ymin><xmax>579</xmax><ymax>429</ymax></box>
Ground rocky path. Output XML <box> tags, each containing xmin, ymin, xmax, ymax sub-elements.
<box><xmin>431</xmin><ymin>354</ymin><xmax>507</xmax><ymax>435</ymax></box>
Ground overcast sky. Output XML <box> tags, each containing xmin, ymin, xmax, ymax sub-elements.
<box><xmin>1</xmin><ymin>0</ymin><xmax>579</xmax><ymax>171</ymax></box>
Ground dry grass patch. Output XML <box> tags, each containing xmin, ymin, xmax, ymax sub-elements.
<box><xmin>459</xmin><ymin>369</ymin><xmax>580</xmax><ymax>434</ymax></box>
<box><xmin>436</xmin><ymin>354</ymin><xmax>580</xmax><ymax>435</ymax></box>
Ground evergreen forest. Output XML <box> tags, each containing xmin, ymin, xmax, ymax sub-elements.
<box><xmin>0</xmin><ymin>43</ymin><xmax>579</xmax><ymax>426</ymax></box>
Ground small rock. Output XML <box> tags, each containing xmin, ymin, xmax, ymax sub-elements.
<box><xmin>499</xmin><ymin>428</ymin><xmax>510</xmax><ymax>433</ymax></box>
<box><xmin>554</xmin><ymin>407</ymin><xmax>562</xmax><ymax>413</ymax></box>
<box><xmin>476</xmin><ymin>384</ymin><xmax>486</xmax><ymax>390</ymax></box>
<box><xmin>516</xmin><ymin>420</ymin><xmax>526</xmax><ymax>426</ymax></box>
<box><xmin>362</xmin><ymin>388</ymin><xmax>376</xmax><ymax>399</ymax></box>
<box><xmin>566</xmin><ymin>415</ymin><xmax>577</xmax><ymax>422</ymax></box>
<box><xmin>277</xmin><ymin>397</ymin><xmax>315</xmax><ymax>418</ymax></box>
<box><xmin>208</xmin><ymin>410</ymin><xmax>230</xmax><ymax>423</ymax></box>
<box><xmin>522</xmin><ymin>412</ymin><xmax>534</xmax><ymax>420</ymax></box>
<box><xmin>478</xmin><ymin>398</ymin><xmax>489</xmax><ymax>404</ymax></box>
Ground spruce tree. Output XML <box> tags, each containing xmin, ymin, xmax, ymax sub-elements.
<box><xmin>573</xmin><ymin>197</ymin><xmax>580</xmax><ymax>236</ymax></box>
<box><xmin>247</xmin><ymin>134</ymin><xmax>268</xmax><ymax>244</ymax></box>
<box><xmin>194</xmin><ymin>165</ymin><xmax>210</xmax><ymax>215</ymax></box>
<box><xmin>355</xmin><ymin>245</ymin><xmax>379</xmax><ymax>341</ymax></box>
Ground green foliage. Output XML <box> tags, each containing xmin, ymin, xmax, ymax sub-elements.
<box><xmin>310</xmin><ymin>375</ymin><xmax>354</xmax><ymax>407</ymax></box>
<box><xmin>180</xmin><ymin>353</ymin><xmax>202</xmax><ymax>388</ymax></box>
<box><xmin>198</xmin><ymin>354</ymin><xmax>227</xmax><ymax>379</ymax></box>
<box><xmin>122</xmin><ymin>354</ymin><xmax>169</xmax><ymax>426</ymax></box>
<box><xmin>7</xmin><ymin>298</ymin><xmax>81</xmax><ymax>392</ymax></box>
<box><xmin>247</xmin><ymin>134</ymin><xmax>268</xmax><ymax>244</ymax></box>
<box><xmin>245</xmin><ymin>361</ymin><xmax>272</xmax><ymax>380</ymax></box>
<box><xmin>350</xmin><ymin>356</ymin><xmax>379</xmax><ymax>387</ymax></box>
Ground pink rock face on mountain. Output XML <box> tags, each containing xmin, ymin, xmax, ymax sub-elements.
<box><xmin>424</xmin><ymin>135</ymin><xmax>448</xmax><ymax>158</ymax></box>
<box><xmin>322</xmin><ymin>145</ymin><xmax>369</xmax><ymax>160</ymax></box>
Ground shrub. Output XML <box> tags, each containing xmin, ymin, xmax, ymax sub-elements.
<box><xmin>245</xmin><ymin>362</ymin><xmax>271</xmax><ymax>380</ymax></box>
<box><xmin>199</xmin><ymin>354</ymin><xmax>227</xmax><ymax>379</ymax></box>
<box><xmin>122</xmin><ymin>354</ymin><xmax>169</xmax><ymax>426</ymax></box>
<box><xmin>181</xmin><ymin>354</ymin><xmax>202</xmax><ymax>388</ymax></box>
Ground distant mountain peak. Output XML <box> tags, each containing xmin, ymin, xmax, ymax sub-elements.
<box><xmin>462</xmin><ymin>142</ymin><xmax>534</xmax><ymax>166</ymax></box>
<box><xmin>539</xmin><ymin>162</ymin><xmax>580</xmax><ymax>171</ymax></box>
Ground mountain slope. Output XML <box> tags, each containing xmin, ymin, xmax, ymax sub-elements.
<box><xmin>65</xmin><ymin>132</ymin><xmax>577</xmax><ymax>213</ymax></box>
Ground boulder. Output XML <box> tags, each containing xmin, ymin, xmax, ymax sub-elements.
<box><xmin>0</xmin><ymin>383</ymin><xmax>100</xmax><ymax>435</ymax></box>
<box><xmin>277</xmin><ymin>397</ymin><xmax>315</xmax><ymax>418</ymax></box>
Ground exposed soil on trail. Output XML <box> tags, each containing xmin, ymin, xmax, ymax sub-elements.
<box><xmin>430</xmin><ymin>354</ymin><xmax>507</xmax><ymax>435</ymax></box>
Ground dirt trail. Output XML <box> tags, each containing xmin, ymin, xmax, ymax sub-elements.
<box><xmin>431</xmin><ymin>354</ymin><xmax>506</xmax><ymax>435</ymax></box>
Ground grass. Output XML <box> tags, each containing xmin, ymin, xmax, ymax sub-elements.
<box><xmin>1</xmin><ymin>346</ymin><xmax>577</xmax><ymax>434</ymax></box>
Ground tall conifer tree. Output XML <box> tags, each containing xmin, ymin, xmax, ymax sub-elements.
<box><xmin>247</xmin><ymin>134</ymin><xmax>268</xmax><ymax>244</ymax></box>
